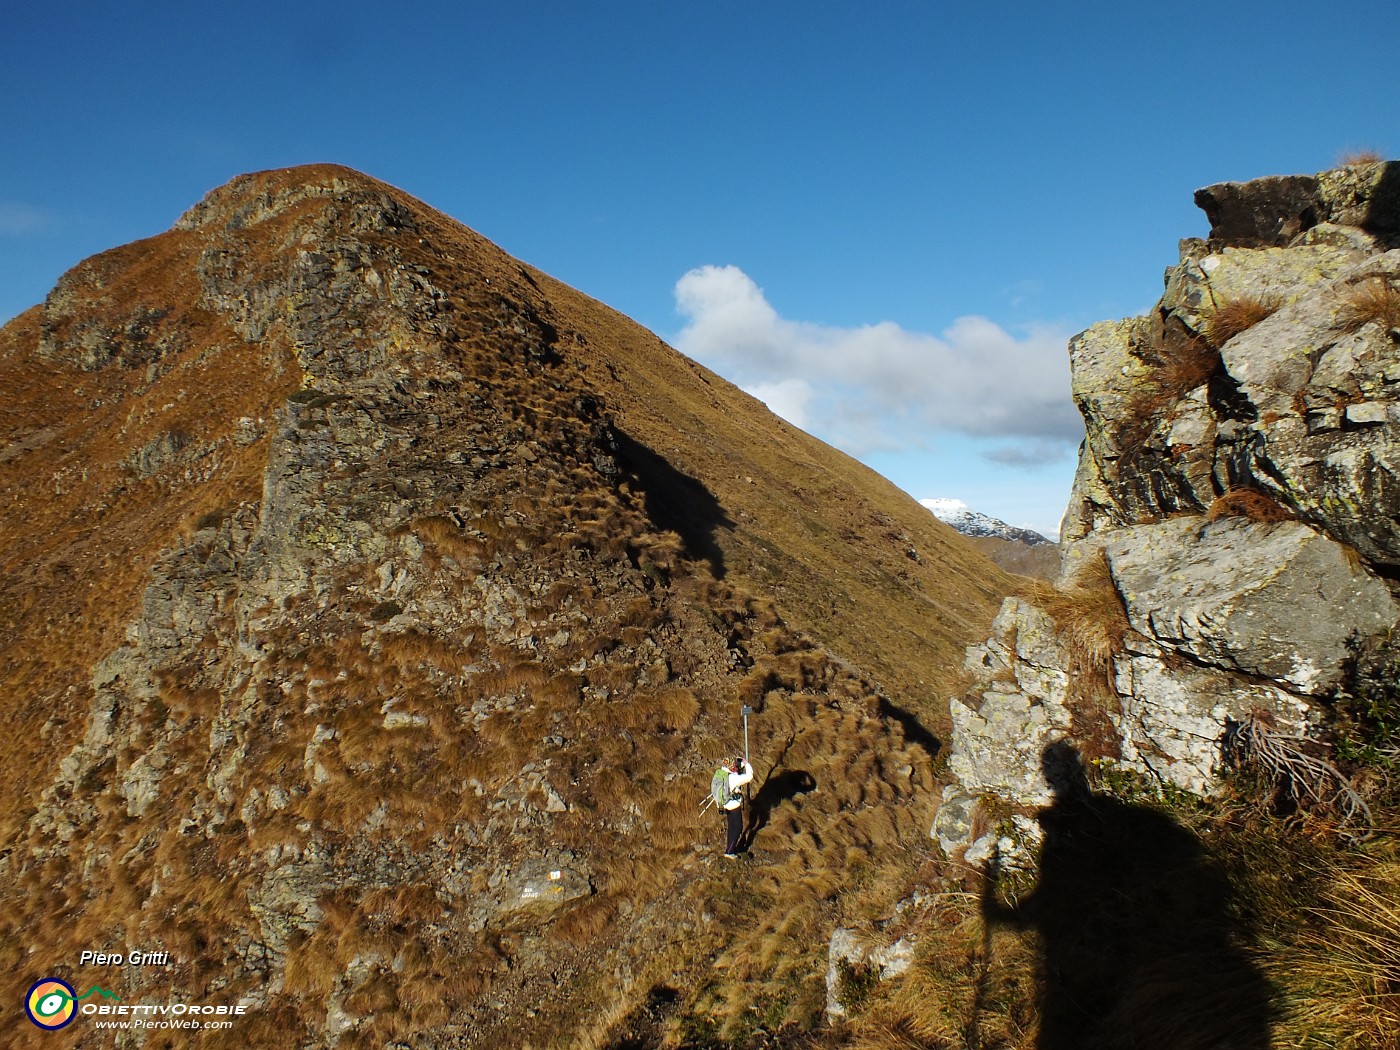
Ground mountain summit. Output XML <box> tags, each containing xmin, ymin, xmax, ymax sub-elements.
<box><xmin>0</xmin><ymin>165</ymin><xmax>1010</xmax><ymax>1045</ymax></box>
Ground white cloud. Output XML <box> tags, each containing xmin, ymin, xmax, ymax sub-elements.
<box><xmin>742</xmin><ymin>378</ymin><xmax>814</xmax><ymax>430</ymax></box>
<box><xmin>674</xmin><ymin>265</ymin><xmax>1083</xmax><ymax>463</ymax></box>
<box><xmin>983</xmin><ymin>440</ymin><xmax>1075</xmax><ymax>468</ymax></box>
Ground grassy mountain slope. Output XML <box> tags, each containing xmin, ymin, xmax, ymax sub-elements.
<box><xmin>0</xmin><ymin>165</ymin><xmax>1012</xmax><ymax>1047</ymax></box>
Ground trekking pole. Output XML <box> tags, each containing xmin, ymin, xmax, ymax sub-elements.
<box><xmin>741</xmin><ymin>705</ymin><xmax>753</xmax><ymax>768</ymax></box>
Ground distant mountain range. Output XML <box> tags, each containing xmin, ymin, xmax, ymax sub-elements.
<box><xmin>920</xmin><ymin>498</ymin><xmax>1053</xmax><ymax>546</ymax></box>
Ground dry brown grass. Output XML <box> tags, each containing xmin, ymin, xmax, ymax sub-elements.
<box><xmin>1202</xmin><ymin>294</ymin><xmax>1282</xmax><ymax>347</ymax></box>
<box><xmin>0</xmin><ymin>162</ymin><xmax>1022</xmax><ymax>1047</ymax></box>
<box><xmin>651</xmin><ymin>684</ymin><xmax>702</xmax><ymax>730</ymax></box>
<box><xmin>1338</xmin><ymin>148</ymin><xmax>1386</xmax><ymax>167</ymax></box>
<box><xmin>1207</xmin><ymin>487</ymin><xmax>1296</xmax><ymax>524</ymax></box>
<box><xmin>1118</xmin><ymin>335</ymin><xmax>1223</xmax><ymax>455</ymax></box>
<box><xmin>1340</xmin><ymin>277</ymin><xmax>1400</xmax><ymax>333</ymax></box>
<box><xmin>1025</xmin><ymin>550</ymin><xmax>1129</xmax><ymax>692</ymax></box>
<box><xmin>411</xmin><ymin>513</ymin><xmax>490</xmax><ymax>565</ymax></box>
<box><xmin>1271</xmin><ymin>860</ymin><xmax>1400</xmax><ymax>1049</ymax></box>
<box><xmin>845</xmin><ymin>896</ymin><xmax>1038</xmax><ymax>1050</ymax></box>
<box><xmin>379</xmin><ymin>627</ymin><xmax>476</xmax><ymax>675</ymax></box>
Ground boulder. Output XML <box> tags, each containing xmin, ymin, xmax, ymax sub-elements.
<box><xmin>1104</xmin><ymin>516</ymin><xmax>1397</xmax><ymax>694</ymax></box>
<box><xmin>1194</xmin><ymin>162</ymin><xmax>1400</xmax><ymax>247</ymax></box>
<box><xmin>500</xmin><ymin>862</ymin><xmax>592</xmax><ymax>920</ymax></box>
<box><xmin>1194</xmin><ymin>174</ymin><xmax>1325</xmax><ymax>247</ymax></box>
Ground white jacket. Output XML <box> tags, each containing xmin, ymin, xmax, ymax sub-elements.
<box><xmin>723</xmin><ymin>760</ymin><xmax>753</xmax><ymax>810</ymax></box>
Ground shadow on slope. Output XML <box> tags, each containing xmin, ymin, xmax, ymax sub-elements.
<box><xmin>742</xmin><ymin>768</ymin><xmax>819</xmax><ymax>853</ymax></box>
<box><xmin>981</xmin><ymin>742</ymin><xmax>1274</xmax><ymax>1050</ymax></box>
<box><xmin>876</xmin><ymin>697</ymin><xmax>942</xmax><ymax>763</ymax></box>
<box><xmin>613</xmin><ymin>428</ymin><xmax>734</xmax><ymax>579</ymax></box>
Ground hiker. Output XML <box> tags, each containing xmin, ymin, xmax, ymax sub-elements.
<box><xmin>716</xmin><ymin>757</ymin><xmax>753</xmax><ymax>857</ymax></box>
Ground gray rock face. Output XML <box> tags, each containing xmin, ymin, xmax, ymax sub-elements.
<box><xmin>941</xmin><ymin>165</ymin><xmax>1400</xmax><ymax>857</ymax></box>
<box><xmin>1111</xmin><ymin>642</ymin><xmax>1310</xmax><ymax>794</ymax></box>
<box><xmin>1104</xmin><ymin>516</ymin><xmax>1397</xmax><ymax>694</ymax></box>
<box><xmin>1195</xmin><ymin>162</ymin><xmax>1400</xmax><ymax>247</ymax></box>
<box><xmin>932</xmin><ymin>599</ymin><xmax>1071</xmax><ymax>861</ymax></box>
<box><xmin>501</xmin><ymin>863</ymin><xmax>592</xmax><ymax>918</ymax></box>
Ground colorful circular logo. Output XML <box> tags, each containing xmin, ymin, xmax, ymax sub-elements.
<box><xmin>25</xmin><ymin>978</ymin><xmax>77</xmax><ymax>1030</ymax></box>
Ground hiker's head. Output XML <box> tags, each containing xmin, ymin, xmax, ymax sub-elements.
<box><xmin>730</xmin><ymin>758</ymin><xmax>744</xmax><ymax>772</ymax></box>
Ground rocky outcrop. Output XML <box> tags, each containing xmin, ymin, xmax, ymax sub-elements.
<box><xmin>938</xmin><ymin>162</ymin><xmax>1400</xmax><ymax>855</ymax></box>
<box><xmin>1105</xmin><ymin>516</ymin><xmax>1396</xmax><ymax>694</ymax></box>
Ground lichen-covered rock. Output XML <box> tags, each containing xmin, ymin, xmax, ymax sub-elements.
<box><xmin>1104</xmin><ymin>516</ymin><xmax>1397</xmax><ymax>694</ymax></box>
<box><xmin>951</xmin><ymin>165</ymin><xmax>1400</xmax><ymax>861</ymax></box>
<box><xmin>930</xmin><ymin>787</ymin><xmax>980</xmax><ymax>856</ymax></box>
<box><xmin>948</xmin><ymin>692</ymin><xmax>1072</xmax><ymax>807</ymax></box>
<box><xmin>934</xmin><ymin>598</ymin><xmax>1075</xmax><ymax>857</ymax></box>
<box><xmin>1068</xmin><ymin>183</ymin><xmax>1400</xmax><ymax>570</ymax></box>
<box><xmin>825</xmin><ymin>927</ymin><xmax>917</xmax><ymax>1020</ymax></box>
<box><xmin>1111</xmin><ymin>641</ymin><xmax>1311</xmax><ymax>793</ymax></box>
<box><xmin>949</xmin><ymin>599</ymin><xmax>1073</xmax><ymax>808</ymax></box>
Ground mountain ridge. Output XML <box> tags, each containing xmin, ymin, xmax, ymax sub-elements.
<box><xmin>0</xmin><ymin>164</ymin><xmax>1013</xmax><ymax>1046</ymax></box>
<box><xmin>919</xmin><ymin>497</ymin><xmax>1053</xmax><ymax>545</ymax></box>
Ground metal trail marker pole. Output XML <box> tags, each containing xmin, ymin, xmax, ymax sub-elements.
<box><xmin>740</xmin><ymin>704</ymin><xmax>755</xmax><ymax>837</ymax></box>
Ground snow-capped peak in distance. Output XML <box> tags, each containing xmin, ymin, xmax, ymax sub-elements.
<box><xmin>920</xmin><ymin>498</ymin><xmax>1053</xmax><ymax>546</ymax></box>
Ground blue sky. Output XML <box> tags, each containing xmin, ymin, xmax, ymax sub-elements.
<box><xmin>4</xmin><ymin>2</ymin><xmax>1397</xmax><ymax>537</ymax></box>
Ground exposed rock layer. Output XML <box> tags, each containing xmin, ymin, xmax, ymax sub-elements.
<box><xmin>940</xmin><ymin>162</ymin><xmax>1400</xmax><ymax>856</ymax></box>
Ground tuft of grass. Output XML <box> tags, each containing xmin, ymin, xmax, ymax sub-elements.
<box><xmin>1018</xmin><ymin>552</ymin><xmax>1130</xmax><ymax>759</ymax></box>
<box><xmin>1206</xmin><ymin>487</ymin><xmax>1296</xmax><ymax>524</ymax></box>
<box><xmin>1202</xmin><ymin>294</ymin><xmax>1282</xmax><ymax>348</ymax></box>
<box><xmin>1337</xmin><ymin>148</ymin><xmax>1386</xmax><ymax>167</ymax></box>
<box><xmin>1117</xmin><ymin>335</ymin><xmax>1223</xmax><ymax>455</ymax></box>
<box><xmin>1339</xmin><ymin>277</ymin><xmax>1400</xmax><ymax>333</ymax></box>
<box><xmin>1025</xmin><ymin>551</ymin><xmax>1129</xmax><ymax>695</ymax></box>
<box><xmin>651</xmin><ymin>684</ymin><xmax>701</xmax><ymax>730</ymax></box>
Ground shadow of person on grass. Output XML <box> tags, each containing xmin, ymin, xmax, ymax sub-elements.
<box><xmin>981</xmin><ymin>741</ymin><xmax>1274</xmax><ymax>1050</ymax></box>
<box><xmin>740</xmin><ymin>768</ymin><xmax>817</xmax><ymax>852</ymax></box>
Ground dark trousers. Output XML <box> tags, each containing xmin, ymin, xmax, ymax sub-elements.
<box><xmin>725</xmin><ymin>806</ymin><xmax>744</xmax><ymax>854</ymax></box>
